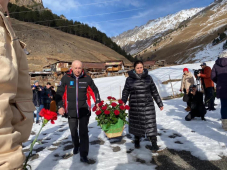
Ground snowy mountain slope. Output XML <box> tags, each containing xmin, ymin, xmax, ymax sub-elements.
<box><xmin>112</xmin><ymin>8</ymin><xmax>203</xmax><ymax>55</ymax></box>
<box><xmin>140</xmin><ymin>0</ymin><xmax>227</xmax><ymax>64</ymax></box>
<box><xmin>23</xmin><ymin>61</ymin><xmax>227</xmax><ymax>170</ymax></box>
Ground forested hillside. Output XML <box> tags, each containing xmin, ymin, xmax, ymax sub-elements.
<box><xmin>8</xmin><ymin>3</ymin><xmax>134</xmax><ymax>61</ymax></box>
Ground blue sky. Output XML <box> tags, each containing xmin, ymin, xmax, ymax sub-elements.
<box><xmin>43</xmin><ymin>0</ymin><xmax>213</xmax><ymax>37</ymax></box>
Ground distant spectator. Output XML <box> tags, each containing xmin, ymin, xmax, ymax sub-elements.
<box><xmin>43</xmin><ymin>82</ymin><xmax>53</xmax><ymax>110</ymax></box>
<box><xmin>32</xmin><ymin>80</ymin><xmax>44</xmax><ymax>124</ymax></box>
<box><xmin>50</xmin><ymin>86</ymin><xmax>57</xmax><ymax>112</ymax></box>
<box><xmin>180</xmin><ymin>68</ymin><xmax>194</xmax><ymax>112</ymax></box>
<box><xmin>197</xmin><ymin>63</ymin><xmax>215</xmax><ymax>111</ymax></box>
<box><xmin>211</xmin><ymin>50</ymin><xmax>227</xmax><ymax>131</ymax></box>
<box><xmin>185</xmin><ymin>85</ymin><xmax>207</xmax><ymax>121</ymax></box>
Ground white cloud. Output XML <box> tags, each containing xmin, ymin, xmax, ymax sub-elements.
<box><xmin>43</xmin><ymin>0</ymin><xmax>80</xmax><ymax>11</ymax></box>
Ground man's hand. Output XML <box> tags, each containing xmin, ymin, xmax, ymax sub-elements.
<box><xmin>32</xmin><ymin>87</ymin><xmax>35</xmax><ymax>90</ymax></box>
<box><xmin>96</xmin><ymin>103</ymin><xmax>100</xmax><ymax>110</ymax></box>
<box><xmin>197</xmin><ymin>73</ymin><xmax>201</xmax><ymax>77</ymax></box>
<box><xmin>58</xmin><ymin>108</ymin><xmax>65</xmax><ymax>115</ymax></box>
<box><xmin>160</xmin><ymin>106</ymin><xmax>164</xmax><ymax>111</ymax></box>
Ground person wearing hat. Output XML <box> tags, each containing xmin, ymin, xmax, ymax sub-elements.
<box><xmin>0</xmin><ymin>0</ymin><xmax>35</xmax><ymax>169</ymax></box>
<box><xmin>197</xmin><ymin>62</ymin><xmax>215</xmax><ymax>111</ymax></box>
<box><xmin>31</xmin><ymin>80</ymin><xmax>44</xmax><ymax>124</ymax></box>
<box><xmin>180</xmin><ymin>68</ymin><xmax>195</xmax><ymax>112</ymax></box>
<box><xmin>185</xmin><ymin>85</ymin><xmax>207</xmax><ymax>121</ymax></box>
<box><xmin>211</xmin><ymin>50</ymin><xmax>227</xmax><ymax>130</ymax></box>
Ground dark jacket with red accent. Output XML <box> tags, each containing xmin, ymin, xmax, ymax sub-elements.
<box><xmin>56</xmin><ymin>69</ymin><xmax>101</xmax><ymax>118</ymax></box>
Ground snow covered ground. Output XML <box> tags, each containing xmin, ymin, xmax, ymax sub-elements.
<box><xmin>24</xmin><ymin>62</ymin><xmax>227</xmax><ymax>170</ymax></box>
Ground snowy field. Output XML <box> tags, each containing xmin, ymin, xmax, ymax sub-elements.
<box><xmin>24</xmin><ymin>62</ymin><xmax>227</xmax><ymax>170</ymax></box>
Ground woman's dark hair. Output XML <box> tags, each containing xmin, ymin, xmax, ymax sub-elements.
<box><xmin>134</xmin><ymin>60</ymin><xmax>144</xmax><ymax>68</ymax></box>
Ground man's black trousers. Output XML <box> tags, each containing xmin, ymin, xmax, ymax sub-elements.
<box><xmin>204</xmin><ymin>87</ymin><xmax>215</xmax><ymax>109</ymax></box>
<box><xmin>68</xmin><ymin>116</ymin><xmax>89</xmax><ymax>157</ymax></box>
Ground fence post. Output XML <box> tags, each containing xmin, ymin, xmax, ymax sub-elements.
<box><xmin>169</xmin><ymin>75</ymin><xmax>175</xmax><ymax>98</ymax></box>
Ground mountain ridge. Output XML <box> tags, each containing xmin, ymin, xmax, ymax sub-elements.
<box><xmin>112</xmin><ymin>8</ymin><xmax>203</xmax><ymax>55</ymax></box>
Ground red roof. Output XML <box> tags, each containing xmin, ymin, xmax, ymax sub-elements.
<box><xmin>144</xmin><ymin>61</ymin><xmax>156</xmax><ymax>66</ymax></box>
<box><xmin>83</xmin><ymin>62</ymin><xmax>106</xmax><ymax>69</ymax></box>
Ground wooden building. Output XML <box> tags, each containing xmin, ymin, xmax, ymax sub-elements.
<box><xmin>83</xmin><ymin>62</ymin><xmax>106</xmax><ymax>72</ymax></box>
<box><xmin>144</xmin><ymin>61</ymin><xmax>156</xmax><ymax>69</ymax></box>
<box><xmin>43</xmin><ymin>60</ymin><xmax>72</xmax><ymax>73</ymax></box>
<box><xmin>155</xmin><ymin>60</ymin><xmax>167</xmax><ymax>67</ymax></box>
<box><xmin>124</xmin><ymin>63</ymin><xmax>134</xmax><ymax>70</ymax></box>
<box><xmin>105</xmin><ymin>60</ymin><xmax>125</xmax><ymax>72</ymax></box>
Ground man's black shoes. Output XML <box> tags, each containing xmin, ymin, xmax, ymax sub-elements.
<box><xmin>73</xmin><ymin>147</ymin><xmax>79</xmax><ymax>155</ymax></box>
<box><xmin>80</xmin><ymin>156</ymin><xmax>90</xmax><ymax>164</ymax></box>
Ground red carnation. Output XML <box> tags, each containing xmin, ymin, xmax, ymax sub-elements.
<box><xmin>92</xmin><ymin>106</ymin><xmax>97</xmax><ymax>112</ymax></box>
<box><xmin>95</xmin><ymin>110</ymin><xmax>102</xmax><ymax>116</ymax></box>
<box><xmin>112</xmin><ymin>97</ymin><xmax>116</xmax><ymax>100</ymax></box>
<box><xmin>102</xmin><ymin>106</ymin><xmax>108</xmax><ymax>110</ymax></box>
<box><xmin>104</xmin><ymin>110</ymin><xmax>110</xmax><ymax>115</ymax></box>
<box><xmin>118</xmin><ymin>100</ymin><xmax>124</xmax><ymax>104</ymax></box>
<box><xmin>120</xmin><ymin>105</ymin><xmax>125</xmax><ymax>110</ymax></box>
<box><xmin>39</xmin><ymin>108</ymin><xmax>57</xmax><ymax>124</ymax></box>
<box><xmin>125</xmin><ymin>105</ymin><xmax>130</xmax><ymax>110</ymax></box>
<box><xmin>107</xmin><ymin>96</ymin><xmax>112</xmax><ymax>100</ymax></box>
<box><xmin>111</xmin><ymin>102</ymin><xmax>117</xmax><ymax>107</ymax></box>
<box><xmin>114</xmin><ymin>110</ymin><xmax>120</xmax><ymax>116</ymax></box>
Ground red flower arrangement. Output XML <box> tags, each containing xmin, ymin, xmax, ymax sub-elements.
<box><xmin>23</xmin><ymin>109</ymin><xmax>58</xmax><ymax>169</ymax></box>
<box><xmin>93</xmin><ymin>96</ymin><xmax>129</xmax><ymax>128</ymax></box>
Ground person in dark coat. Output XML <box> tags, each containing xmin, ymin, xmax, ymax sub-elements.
<box><xmin>185</xmin><ymin>85</ymin><xmax>206</xmax><ymax>121</ymax></box>
<box><xmin>32</xmin><ymin>80</ymin><xmax>44</xmax><ymax>124</ymax></box>
<box><xmin>211</xmin><ymin>50</ymin><xmax>227</xmax><ymax>131</ymax></box>
<box><xmin>42</xmin><ymin>82</ymin><xmax>53</xmax><ymax>110</ymax></box>
<box><xmin>56</xmin><ymin>60</ymin><xmax>101</xmax><ymax>164</ymax></box>
<box><xmin>122</xmin><ymin>60</ymin><xmax>164</xmax><ymax>152</ymax></box>
<box><xmin>197</xmin><ymin>63</ymin><xmax>215</xmax><ymax>111</ymax></box>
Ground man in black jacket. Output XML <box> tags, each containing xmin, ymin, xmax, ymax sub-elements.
<box><xmin>43</xmin><ymin>82</ymin><xmax>53</xmax><ymax>110</ymax></box>
<box><xmin>32</xmin><ymin>81</ymin><xmax>44</xmax><ymax>124</ymax></box>
<box><xmin>56</xmin><ymin>60</ymin><xmax>101</xmax><ymax>164</ymax></box>
<box><xmin>185</xmin><ymin>85</ymin><xmax>207</xmax><ymax>121</ymax></box>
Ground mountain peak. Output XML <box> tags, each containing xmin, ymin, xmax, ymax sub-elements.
<box><xmin>10</xmin><ymin>0</ymin><xmax>44</xmax><ymax>9</ymax></box>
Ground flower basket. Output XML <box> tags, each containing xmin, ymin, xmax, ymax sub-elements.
<box><xmin>101</xmin><ymin>118</ymin><xmax>124</xmax><ymax>138</ymax></box>
<box><xmin>93</xmin><ymin>96</ymin><xmax>129</xmax><ymax>139</ymax></box>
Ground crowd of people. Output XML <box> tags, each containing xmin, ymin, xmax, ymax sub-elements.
<box><xmin>180</xmin><ymin>50</ymin><xmax>227</xmax><ymax>131</ymax></box>
<box><xmin>32</xmin><ymin>81</ymin><xmax>56</xmax><ymax>124</ymax></box>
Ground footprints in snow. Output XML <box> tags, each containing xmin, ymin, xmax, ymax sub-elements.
<box><xmin>160</xmin><ymin>129</ymin><xmax>184</xmax><ymax>145</ymax></box>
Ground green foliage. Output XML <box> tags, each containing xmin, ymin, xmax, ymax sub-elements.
<box><xmin>8</xmin><ymin>3</ymin><xmax>134</xmax><ymax>61</ymax></box>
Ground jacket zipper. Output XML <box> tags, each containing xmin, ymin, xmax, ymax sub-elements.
<box><xmin>76</xmin><ymin>78</ymin><xmax>79</xmax><ymax>118</ymax></box>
